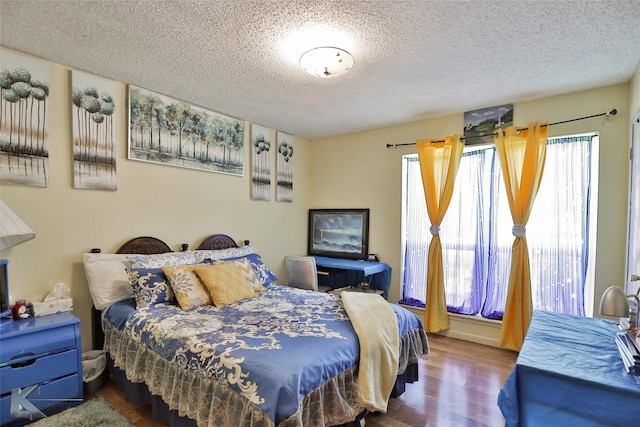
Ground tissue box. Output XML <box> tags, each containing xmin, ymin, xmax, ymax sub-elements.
<box><xmin>32</xmin><ymin>298</ymin><xmax>73</xmax><ymax>317</ymax></box>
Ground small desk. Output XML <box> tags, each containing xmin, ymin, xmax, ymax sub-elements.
<box><xmin>313</xmin><ymin>256</ymin><xmax>391</xmax><ymax>299</ymax></box>
<box><xmin>498</xmin><ymin>310</ymin><xmax>640</xmax><ymax>427</ymax></box>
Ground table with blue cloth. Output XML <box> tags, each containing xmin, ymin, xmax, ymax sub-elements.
<box><xmin>313</xmin><ymin>256</ymin><xmax>391</xmax><ymax>299</ymax></box>
<box><xmin>498</xmin><ymin>310</ymin><xmax>640</xmax><ymax>427</ymax></box>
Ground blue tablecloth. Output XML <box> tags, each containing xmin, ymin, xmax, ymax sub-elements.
<box><xmin>498</xmin><ymin>310</ymin><xmax>640</xmax><ymax>427</ymax></box>
<box><xmin>313</xmin><ymin>256</ymin><xmax>391</xmax><ymax>298</ymax></box>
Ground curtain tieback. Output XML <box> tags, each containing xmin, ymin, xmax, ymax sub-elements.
<box><xmin>512</xmin><ymin>224</ymin><xmax>526</xmax><ymax>238</ymax></box>
<box><xmin>430</xmin><ymin>225</ymin><xmax>440</xmax><ymax>236</ymax></box>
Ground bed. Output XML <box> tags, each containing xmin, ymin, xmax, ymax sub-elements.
<box><xmin>84</xmin><ymin>234</ymin><xmax>429</xmax><ymax>427</ymax></box>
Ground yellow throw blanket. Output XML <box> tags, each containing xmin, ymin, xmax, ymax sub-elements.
<box><xmin>341</xmin><ymin>292</ymin><xmax>400</xmax><ymax>413</ymax></box>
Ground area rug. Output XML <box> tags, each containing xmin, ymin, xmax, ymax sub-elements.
<box><xmin>31</xmin><ymin>397</ymin><xmax>134</xmax><ymax>427</ymax></box>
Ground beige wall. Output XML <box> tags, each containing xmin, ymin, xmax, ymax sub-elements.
<box><xmin>0</xmin><ymin>60</ymin><xmax>313</xmax><ymax>351</ymax></box>
<box><xmin>1</xmin><ymin>51</ymin><xmax>636</xmax><ymax>350</ymax></box>
<box><xmin>310</xmin><ymin>83</ymin><xmax>631</xmax><ymax>346</ymax></box>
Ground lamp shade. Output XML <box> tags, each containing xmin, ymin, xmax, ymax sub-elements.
<box><xmin>0</xmin><ymin>201</ymin><xmax>36</xmax><ymax>251</ymax></box>
<box><xmin>599</xmin><ymin>285</ymin><xmax>629</xmax><ymax>317</ymax></box>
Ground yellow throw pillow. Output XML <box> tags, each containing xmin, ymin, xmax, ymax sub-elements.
<box><xmin>162</xmin><ymin>264</ymin><xmax>212</xmax><ymax>309</ymax></box>
<box><xmin>211</xmin><ymin>257</ymin><xmax>264</xmax><ymax>293</ymax></box>
<box><xmin>192</xmin><ymin>262</ymin><xmax>258</xmax><ymax>307</ymax></box>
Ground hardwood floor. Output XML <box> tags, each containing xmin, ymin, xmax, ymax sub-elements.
<box><xmin>365</xmin><ymin>335</ymin><xmax>517</xmax><ymax>427</ymax></box>
<box><xmin>86</xmin><ymin>334</ymin><xmax>517</xmax><ymax>427</ymax></box>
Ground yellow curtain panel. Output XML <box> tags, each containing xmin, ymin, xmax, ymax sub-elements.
<box><xmin>494</xmin><ymin>122</ymin><xmax>547</xmax><ymax>351</ymax></box>
<box><xmin>417</xmin><ymin>135</ymin><xmax>464</xmax><ymax>332</ymax></box>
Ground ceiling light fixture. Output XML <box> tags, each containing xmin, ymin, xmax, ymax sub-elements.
<box><xmin>299</xmin><ymin>47</ymin><xmax>354</xmax><ymax>78</ymax></box>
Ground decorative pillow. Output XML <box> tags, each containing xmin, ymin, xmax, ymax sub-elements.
<box><xmin>244</xmin><ymin>253</ymin><xmax>278</xmax><ymax>286</ymax></box>
<box><xmin>83</xmin><ymin>253</ymin><xmax>133</xmax><ymax>311</ymax></box>
<box><xmin>162</xmin><ymin>264</ymin><xmax>211</xmax><ymax>309</ymax></box>
<box><xmin>193</xmin><ymin>246</ymin><xmax>256</xmax><ymax>264</ymax></box>
<box><xmin>202</xmin><ymin>252</ymin><xmax>278</xmax><ymax>287</ymax></box>
<box><xmin>127</xmin><ymin>267</ymin><xmax>174</xmax><ymax>308</ymax></box>
<box><xmin>192</xmin><ymin>262</ymin><xmax>257</xmax><ymax>307</ymax></box>
<box><xmin>127</xmin><ymin>251</ymin><xmax>197</xmax><ymax>269</ymax></box>
<box><xmin>215</xmin><ymin>257</ymin><xmax>264</xmax><ymax>292</ymax></box>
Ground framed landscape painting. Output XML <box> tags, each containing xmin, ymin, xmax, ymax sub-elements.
<box><xmin>308</xmin><ymin>208</ymin><xmax>370</xmax><ymax>260</ymax></box>
<box><xmin>464</xmin><ymin>104</ymin><xmax>513</xmax><ymax>145</ymax></box>
<box><xmin>128</xmin><ymin>85</ymin><xmax>245</xmax><ymax>176</ymax></box>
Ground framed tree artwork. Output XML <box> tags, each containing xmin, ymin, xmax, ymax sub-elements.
<box><xmin>250</xmin><ymin>124</ymin><xmax>271</xmax><ymax>200</ymax></box>
<box><xmin>128</xmin><ymin>85</ymin><xmax>245</xmax><ymax>176</ymax></box>
<box><xmin>72</xmin><ymin>70</ymin><xmax>117</xmax><ymax>190</ymax></box>
<box><xmin>276</xmin><ymin>131</ymin><xmax>293</xmax><ymax>202</ymax></box>
<box><xmin>0</xmin><ymin>49</ymin><xmax>50</xmax><ymax>187</ymax></box>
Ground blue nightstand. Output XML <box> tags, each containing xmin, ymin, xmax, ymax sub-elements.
<box><xmin>0</xmin><ymin>312</ymin><xmax>83</xmax><ymax>426</ymax></box>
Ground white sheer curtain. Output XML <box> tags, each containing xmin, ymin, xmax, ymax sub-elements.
<box><xmin>401</xmin><ymin>155</ymin><xmax>430</xmax><ymax>306</ymax></box>
<box><xmin>440</xmin><ymin>149</ymin><xmax>491</xmax><ymax>314</ymax></box>
<box><xmin>401</xmin><ymin>134</ymin><xmax>597</xmax><ymax>318</ymax></box>
<box><xmin>526</xmin><ymin>136</ymin><xmax>595</xmax><ymax>315</ymax></box>
<box><xmin>402</xmin><ymin>149</ymin><xmax>493</xmax><ymax>314</ymax></box>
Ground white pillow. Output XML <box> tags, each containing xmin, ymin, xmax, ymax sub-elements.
<box><xmin>83</xmin><ymin>253</ymin><xmax>133</xmax><ymax>311</ymax></box>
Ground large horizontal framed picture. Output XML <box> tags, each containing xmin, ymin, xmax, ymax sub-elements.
<box><xmin>308</xmin><ymin>209</ymin><xmax>370</xmax><ymax>260</ymax></box>
<box><xmin>128</xmin><ymin>85</ymin><xmax>245</xmax><ymax>176</ymax></box>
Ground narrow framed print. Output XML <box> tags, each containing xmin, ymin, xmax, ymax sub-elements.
<box><xmin>0</xmin><ymin>49</ymin><xmax>50</xmax><ymax>186</ymax></box>
<box><xmin>251</xmin><ymin>124</ymin><xmax>271</xmax><ymax>200</ymax></box>
<box><xmin>276</xmin><ymin>131</ymin><xmax>293</xmax><ymax>202</ymax></box>
<box><xmin>72</xmin><ymin>70</ymin><xmax>117</xmax><ymax>190</ymax></box>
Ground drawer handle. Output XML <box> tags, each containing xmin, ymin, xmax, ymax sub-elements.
<box><xmin>9</xmin><ymin>353</ymin><xmax>36</xmax><ymax>368</ymax></box>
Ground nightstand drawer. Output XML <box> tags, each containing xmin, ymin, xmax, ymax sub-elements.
<box><xmin>0</xmin><ymin>349</ymin><xmax>79</xmax><ymax>395</ymax></box>
<box><xmin>0</xmin><ymin>323</ymin><xmax>78</xmax><ymax>365</ymax></box>
<box><xmin>0</xmin><ymin>373</ymin><xmax>82</xmax><ymax>426</ymax></box>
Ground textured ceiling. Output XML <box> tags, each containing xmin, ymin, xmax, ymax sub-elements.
<box><xmin>1</xmin><ymin>0</ymin><xmax>640</xmax><ymax>141</ymax></box>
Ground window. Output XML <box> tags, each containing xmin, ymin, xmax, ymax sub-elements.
<box><xmin>400</xmin><ymin>134</ymin><xmax>598</xmax><ymax>319</ymax></box>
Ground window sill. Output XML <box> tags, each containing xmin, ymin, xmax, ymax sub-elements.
<box><xmin>399</xmin><ymin>304</ymin><xmax>505</xmax><ymax>349</ymax></box>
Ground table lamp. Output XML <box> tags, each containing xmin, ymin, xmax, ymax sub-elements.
<box><xmin>599</xmin><ymin>285</ymin><xmax>639</xmax><ymax>328</ymax></box>
<box><xmin>0</xmin><ymin>200</ymin><xmax>36</xmax><ymax>250</ymax></box>
<box><xmin>0</xmin><ymin>200</ymin><xmax>36</xmax><ymax>324</ymax></box>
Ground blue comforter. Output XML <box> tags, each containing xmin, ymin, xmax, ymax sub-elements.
<box><xmin>104</xmin><ymin>284</ymin><xmax>425</xmax><ymax>425</ymax></box>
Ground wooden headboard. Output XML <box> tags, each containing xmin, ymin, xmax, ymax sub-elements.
<box><xmin>115</xmin><ymin>236</ymin><xmax>173</xmax><ymax>254</ymax></box>
<box><xmin>197</xmin><ymin>234</ymin><xmax>239</xmax><ymax>250</ymax></box>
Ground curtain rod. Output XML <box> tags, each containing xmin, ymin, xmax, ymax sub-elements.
<box><xmin>385</xmin><ymin>108</ymin><xmax>617</xmax><ymax>148</ymax></box>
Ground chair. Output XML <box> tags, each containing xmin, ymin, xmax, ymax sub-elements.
<box><xmin>284</xmin><ymin>256</ymin><xmax>330</xmax><ymax>292</ymax></box>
